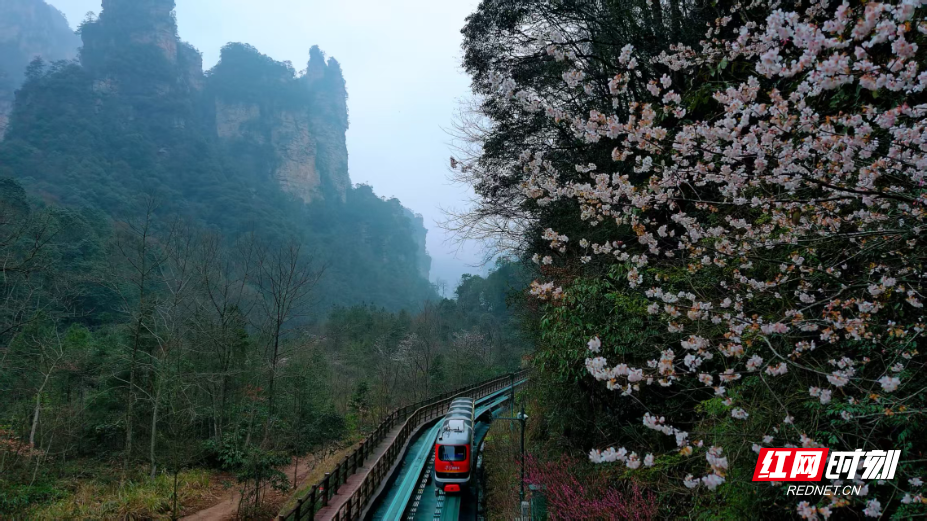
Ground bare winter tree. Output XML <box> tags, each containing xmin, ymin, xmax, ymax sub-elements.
<box><xmin>144</xmin><ymin>219</ymin><xmax>197</xmax><ymax>478</ymax></box>
<box><xmin>448</xmin><ymin>328</ymin><xmax>490</xmax><ymax>390</ymax></box>
<box><xmin>400</xmin><ymin>303</ymin><xmax>444</xmax><ymax>401</ymax></box>
<box><xmin>190</xmin><ymin>231</ymin><xmax>260</xmax><ymax>442</ymax></box>
<box><xmin>441</xmin><ymin>99</ymin><xmax>535</xmax><ymax>263</ymax></box>
<box><xmin>0</xmin><ymin>182</ymin><xmax>59</xmax><ymax>367</ymax></box>
<box><xmin>372</xmin><ymin>336</ymin><xmax>401</xmax><ymax>420</ymax></box>
<box><xmin>254</xmin><ymin>239</ymin><xmax>325</xmax><ymax>423</ymax></box>
<box><xmin>102</xmin><ymin>198</ymin><xmax>171</xmax><ymax>469</ymax></box>
<box><xmin>23</xmin><ymin>327</ymin><xmax>64</xmax><ymax>448</ymax></box>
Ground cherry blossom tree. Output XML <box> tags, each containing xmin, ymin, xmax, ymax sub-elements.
<box><xmin>460</xmin><ymin>0</ymin><xmax>927</xmax><ymax>517</ymax></box>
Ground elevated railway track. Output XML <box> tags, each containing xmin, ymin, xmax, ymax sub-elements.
<box><xmin>276</xmin><ymin>371</ymin><xmax>528</xmax><ymax>521</ymax></box>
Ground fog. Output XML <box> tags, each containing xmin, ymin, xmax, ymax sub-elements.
<box><xmin>49</xmin><ymin>0</ymin><xmax>485</xmax><ymax>294</ymax></box>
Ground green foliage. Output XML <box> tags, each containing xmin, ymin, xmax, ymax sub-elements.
<box><xmin>236</xmin><ymin>448</ymin><xmax>290</xmax><ymax>490</ymax></box>
<box><xmin>531</xmin><ymin>270</ymin><xmax>666</xmax><ymax>450</ymax></box>
<box><xmin>208</xmin><ymin>42</ymin><xmax>305</xmax><ymax>107</ymax></box>
<box><xmin>349</xmin><ymin>381</ymin><xmax>371</xmax><ymax>415</ymax></box>
<box><xmin>203</xmin><ymin>432</ymin><xmax>248</xmax><ymax>471</ymax></box>
<box><xmin>0</xmin><ymin>482</ymin><xmax>66</xmax><ymax>515</ymax></box>
<box><xmin>236</xmin><ymin>447</ymin><xmax>291</xmax><ymax>518</ymax></box>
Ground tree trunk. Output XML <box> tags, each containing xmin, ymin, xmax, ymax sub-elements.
<box><xmin>669</xmin><ymin>0</ymin><xmax>682</xmax><ymax>40</ymax></box>
<box><xmin>29</xmin><ymin>390</ymin><xmax>42</xmax><ymax>447</ymax></box>
<box><xmin>29</xmin><ymin>370</ymin><xmax>53</xmax><ymax>447</ymax></box>
<box><xmin>267</xmin><ymin>322</ymin><xmax>282</xmax><ymax>418</ymax></box>
<box><xmin>244</xmin><ymin>401</ymin><xmax>256</xmax><ymax>448</ymax></box>
<box><xmin>217</xmin><ymin>371</ymin><xmax>228</xmax><ymax>441</ymax></box>
<box><xmin>125</xmin><ymin>293</ymin><xmax>145</xmax><ymax>469</ymax></box>
<box><xmin>126</xmin><ymin>338</ymin><xmax>137</xmax><ymax>466</ymax></box>
<box><xmin>650</xmin><ymin>0</ymin><xmax>664</xmax><ymax>38</ymax></box>
<box><xmin>150</xmin><ymin>379</ymin><xmax>162</xmax><ymax>479</ymax></box>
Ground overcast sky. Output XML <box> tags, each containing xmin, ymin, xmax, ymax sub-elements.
<box><xmin>48</xmin><ymin>0</ymin><xmax>485</xmax><ymax>295</ymax></box>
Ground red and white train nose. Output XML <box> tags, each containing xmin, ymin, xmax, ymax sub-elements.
<box><xmin>434</xmin><ymin>398</ymin><xmax>475</xmax><ymax>494</ymax></box>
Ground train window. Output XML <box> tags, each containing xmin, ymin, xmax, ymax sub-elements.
<box><xmin>438</xmin><ymin>445</ymin><xmax>467</xmax><ymax>462</ymax></box>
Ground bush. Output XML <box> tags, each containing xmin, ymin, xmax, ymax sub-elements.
<box><xmin>0</xmin><ymin>482</ymin><xmax>66</xmax><ymax>516</ymax></box>
<box><xmin>526</xmin><ymin>454</ymin><xmax>657</xmax><ymax>521</ymax></box>
<box><xmin>203</xmin><ymin>432</ymin><xmax>247</xmax><ymax>470</ymax></box>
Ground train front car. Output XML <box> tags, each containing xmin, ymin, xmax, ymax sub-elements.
<box><xmin>433</xmin><ymin>397</ymin><xmax>474</xmax><ymax>494</ymax></box>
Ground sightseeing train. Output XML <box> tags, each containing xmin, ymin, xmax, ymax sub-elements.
<box><xmin>433</xmin><ymin>397</ymin><xmax>475</xmax><ymax>494</ymax></box>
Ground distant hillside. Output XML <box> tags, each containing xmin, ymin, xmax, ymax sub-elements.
<box><xmin>0</xmin><ymin>0</ymin><xmax>80</xmax><ymax>136</ymax></box>
<box><xmin>0</xmin><ymin>0</ymin><xmax>437</xmax><ymax>310</ymax></box>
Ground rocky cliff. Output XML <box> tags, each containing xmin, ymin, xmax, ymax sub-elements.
<box><xmin>1</xmin><ymin>0</ymin><xmax>351</xmax><ymax>202</ymax></box>
<box><xmin>79</xmin><ymin>0</ymin><xmax>203</xmax><ymax>102</ymax></box>
<box><xmin>209</xmin><ymin>43</ymin><xmax>351</xmax><ymax>202</ymax></box>
<box><xmin>69</xmin><ymin>0</ymin><xmax>354</xmax><ymax>203</ymax></box>
<box><xmin>0</xmin><ymin>0</ymin><xmax>80</xmax><ymax>136</ymax></box>
<box><xmin>403</xmin><ymin>207</ymin><xmax>432</xmax><ymax>280</ymax></box>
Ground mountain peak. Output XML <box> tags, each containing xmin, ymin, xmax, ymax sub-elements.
<box><xmin>81</xmin><ymin>0</ymin><xmax>180</xmax><ymax>68</ymax></box>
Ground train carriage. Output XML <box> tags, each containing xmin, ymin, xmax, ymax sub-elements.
<box><xmin>433</xmin><ymin>397</ymin><xmax>475</xmax><ymax>494</ymax></box>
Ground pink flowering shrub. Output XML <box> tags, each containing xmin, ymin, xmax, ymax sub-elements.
<box><xmin>460</xmin><ymin>0</ymin><xmax>927</xmax><ymax>517</ymax></box>
<box><xmin>525</xmin><ymin>454</ymin><xmax>657</xmax><ymax>520</ymax></box>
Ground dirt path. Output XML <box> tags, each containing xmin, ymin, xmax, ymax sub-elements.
<box><xmin>181</xmin><ymin>445</ymin><xmax>356</xmax><ymax>521</ymax></box>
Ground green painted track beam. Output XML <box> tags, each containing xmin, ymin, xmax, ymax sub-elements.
<box><xmin>379</xmin><ymin>421</ymin><xmax>443</xmax><ymax>520</ymax></box>
<box><xmin>440</xmin><ymin>495</ymin><xmax>462</xmax><ymax>521</ymax></box>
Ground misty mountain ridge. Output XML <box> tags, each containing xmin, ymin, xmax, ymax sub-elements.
<box><xmin>0</xmin><ymin>0</ymin><xmax>436</xmax><ymax>310</ymax></box>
